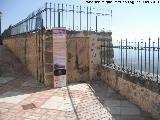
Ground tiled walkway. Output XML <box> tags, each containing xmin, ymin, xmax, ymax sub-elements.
<box><xmin>0</xmin><ymin>45</ymin><xmax>156</xmax><ymax>120</ymax></box>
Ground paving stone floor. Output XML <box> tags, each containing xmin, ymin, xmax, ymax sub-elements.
<box><xmin>0</xmin><ymin>45</ymin><xmax>157</xmax><ymax>120</ymax></box>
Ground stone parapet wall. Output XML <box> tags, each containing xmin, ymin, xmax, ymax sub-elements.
<box><xmin>3</xmin><ymin>32</ymin><xmax>45</xmax><ymax>83</ymax></box>
<box><xmin>98</xmin><ymin>66</ymin><xmax>160</xmax><ymax>119</ymax></box>
<box><xmin>66</xmin><ymin>31</ymin><xmax>113</xmax><ymax>82</ymax></box>
<box><xmin>3</xmin><ymin>30</ymin><xmax>113</xmax><ymax>87</ymax></box>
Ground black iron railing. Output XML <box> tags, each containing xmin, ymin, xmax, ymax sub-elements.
<box><xmin>101</xmin><ymin>38</ymin><xmax>160</xmax><ymax>84</ymax></box>
<box><xmin>3</xmin><ymin>2</ymin><xmax>111</xmax><ymax>37</ymax></box>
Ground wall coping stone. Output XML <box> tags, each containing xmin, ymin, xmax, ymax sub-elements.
<box><xmin>101</xmin><ymin>65</ymin><xmax>160</xmax><ymax>94</ymax></box>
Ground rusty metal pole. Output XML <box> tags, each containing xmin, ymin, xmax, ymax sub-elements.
<box><xmin>54</xmin><ymin>3</ymin><xmax>55</xmax><ymax>27</ymax></box>
<box><xmin>87</xmin><ymin>7</ymin><xmax>88</xmax><ymax>31</ymax></box>
<box><xmin>126</xmin><ymin>39</ymin><xmax>127</xmax><ymax>69</ymax></box>
<box><xmin>50</xmin><ymin>3</ymin><xmax>52</xmax><ymax>29</ymax></box>
<box><xmin>45</xmin><ymin>2</ymin><xmax>48</xmax><ymax>29</ymax></box>
<box><xmin>149</xmin><ymin>37</ymin><xmax>151</xmax><ymax>73</ymax></box>
<box><xmin>145</xmin><ymin>42</ymin><xmax>147</xmax><ymax>73</ymax></box>
<box><xmin>58</xmin><ymin>3</ymin><xmax>60</xmax><ymax>27</ymax></box>
<box><xmin>153</xmin><ymin>42</ymin><xmax>155</xmax><ymax>77</ymax></box>
<box><xmin>96</xmin><ymin>16</ymin><xmax>97</xmax><ymax>32</ymax></box>
<box><xmin>80</xmin><ymin>6</ymin><xmax>82</xmax><ymax>30</ymax></box>
<box><xmin>73</xmin><ymin>5</ymin><xmax>74</xmax><ymax>30</ymax></box>
<box><xmin>62</xmin><ymin>3</ymin><xmax>64</xmax><ymax>27</ymax></box>
<box><xmin>157</xmin><ymin>38</ymin><xmax>160</xmax><ymax>83</ymax></box>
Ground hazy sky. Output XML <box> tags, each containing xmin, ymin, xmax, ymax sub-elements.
<box><xmin>0</xmin><ymin>0</ymin><xmax>160</xmax><ymax>42</ymax></box>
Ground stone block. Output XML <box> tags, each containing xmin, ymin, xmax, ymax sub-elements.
<box><xmin>45</xmin><ymin>64</ymin><xmax>53</xmax><ymax>72</ymax></box>
<box><xmin>44</xmin><ymin>51</ymin><xmax>53</xmax><ymax>63</ymax></box>
<box><xmin>44</xmin><ymin>75</ymin><xmax>53</xmax><ymax>86</ymax></box>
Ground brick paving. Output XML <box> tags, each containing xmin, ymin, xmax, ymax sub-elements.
<box><xmin>0</xmin><ymin>45</ymin><xmax>157</xmax><ymax>120</ymax></box>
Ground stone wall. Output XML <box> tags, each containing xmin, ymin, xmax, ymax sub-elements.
<box><xmin>67</xmin><ymin>32</ymin><xmax>89</xmax><ymax>83</ymax></box>
<box><xmin>3</xmin><ymin>30</ymin><xmax>113</xmax><ymax>86</ymax></box>
<box><xmin>88</xmin><ymin>32</ymin><xmax>113</xmax><ymax>81</ymax></box>
<box><xmin>3</xmin><ymin>32</ymin><xmax>45</xmax><ymax>84</ymax></box>
<box><xmin>98</xmin><ymin>66</ymin><xmax>160</xmax><ymax>119</ymax></box>
<box><xmin>66</xmin><ymin>31</ymin><xmax>112</xmax><ymax>82</ymax></box>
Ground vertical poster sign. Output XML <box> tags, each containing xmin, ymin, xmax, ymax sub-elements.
<box><xmin>53</xmin><ymin>28</ymin><xmax>66</xmax><ymax>88</ymax></box>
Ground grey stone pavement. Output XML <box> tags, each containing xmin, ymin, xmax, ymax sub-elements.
<box><xmin>0</xmin><ymin>45</ymin><xmax>157</xmax><ymax>120</ymax></box>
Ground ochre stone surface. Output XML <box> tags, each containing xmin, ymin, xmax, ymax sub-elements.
<box><xmin>99</xmin><ymin>66</ymin><xmax>160</xmax><ymax>119</ymax></box>
<box><xmin>3</xmin><ymin>31</ymin><xmax>113</xmax><ymax>86</ymax></box>
<box><xmin>67</xmin><ymin>36</ymin><xmax>89</xmax><ymax>82</ymax></box>
<box><xmin>3</xmin><ymin>33</ymin><xmax>45</xmax><ymax>83</ymax></box>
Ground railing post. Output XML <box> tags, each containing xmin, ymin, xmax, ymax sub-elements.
<box><xmin>123</xmin><ymin>41</ymin><xmax>124</xmax><ymax>70</ymax></box>
<box><xmin>45</xmin><ymin>2</ymin><xmax>48</xmax><ymax>29</ymax></box>
<box><xmin>138</xmin><ymin>42</ymin><xmax>140</xmax><ymax>70</ymax></box>
<box><xmin>153</xmin><ymin>42</ymin><xmax>155</xmax><ymax>77</ymax></box>
<box><xmin>121</xmin><ymin>39</ymin><xmax>122</xmax><ymax>70</ymax></box>
<box><xmin>87</xmin><ymin>7</ymin><xmax>88</xmax><ymax>31</ymax></box>
<box><xmin>126</xmin><ymin>39</ymin><xmax>127</xmax><ymax>69</ymax></box>
<box><xmin>157</xmin><ymin>38</ymin><xmax>160</xmax><ymax>83</ymax></box>
<box><xmin>90</xmin><ymin>7</ymin><xmax>91</xmax><ymax>31</ymax></box>
<box><xmin>54</xmin><ymin>3</ymin><xmax>55</xmax><ymax>27</ymax></box>
<box><xmin>104</xmin><ymin>39</ymin><xmax>106</xmax><ymax>64</ymax></box>
<box><xmin>73</xmin><ymin>5</ymin><xmax>74</xmax><ymax>30</ymax></box>
<box><xmin>80</xmin><ymin>6</ymin><xmax>82</xmax><ymax>30</ymax></box>
<box><xmin>107</xmin><ymin>40</ymin><xmax>108</xmax><ymax>65</ymax></box>
<box><xmin>101</xmin><ymin>39</ymin><xmax>102</xmax><ymax>65</ymax></box>
<box><xmin>62</xmin><ymin>3</ymin><xmax>64</xmax><ymax>27</ymax></box>
<box><xmin>145</xmin><ymin>42</ymin><xmax>147</xmax><ymax>73</ymax></box>
<box><xmin>149</xmin><ymin>37</ymin><xmax>151</xmax><ymax>73</ymax></box>
<box><xmin>50</xmin><ymin>3</ymin><xmax>52</xmax><ymax>29</ymax></box>
<box><xmin>58</xmin><ymin>3</ymin><xmax>60</xmax><ymax>27</ymax></box>
<box><xmin>96</xmin><ymin>16</ymin><xmax>97</xmax><ymax>32</ymax></box>
<box><xmin>141</xmin><ymin>42</ymin><xmax>143</xmax><ymax>76</ymax></box>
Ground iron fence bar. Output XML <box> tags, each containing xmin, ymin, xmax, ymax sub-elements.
<box><xmin>45</xmin><ymin>2</ymin><xmax>48</xmax><ymax>29</ymax></box>
<box><xmin>149</xmin><ymin>37</ymin><xmax>151</xmax><ymax>73</ymax></box>
<box><xmin>121</xmin><ymin>39</ymin><xmax>122</xmax><ymax>70</ymax></box>
<box><xmin>157</xmin><ymin>38</ymin><xmax>160</xmax><ymax>83</ymax></box>
<box><xmin>31</xmin><ymin>17</ymin><xmax>33</xmax><ymax>31</ymax></box>
<box><xmin>87</xmin><ymin>7</ymin><xmax>88</xmax><ymax>31</ymax></box>
<box><xmin>50</xmin><ymin>3</ymin><xmax>52</xmax><ymax>29</ymax></box>
<box><xmin>29</xmin><ymin>17</ymin><xmax>30</xmax><ymax>32</ymax></box>
<box><xmin>141</xmin><ymin>42</ymin><xmax>143</xmax><ymax>76</ymax></box>
<box><xmin>90</xmin><ymin>7</ymin><xmax>91</xmax><ymax>31</ymax></box>
<box><xmin>96</xmin><ymin>16</ymin><xmax>97</xmax><ymax>32</ymax></box>
<box><xmin>62</xmin><ymin>3</ymin><xmax>64</xmax><ymax>27</ymax></box>
<box><xmin>58</xmin><ymin>3</ymin><xmax>60</xmax><ymax>27</ymax></box>
<box><xmin>123</xmin><ymin>41</ymin><xmax>124</xmax><ymax>70</ymax></box>
<box><xmin>80</xmin><ymin>6</ymin><xmax>82</xmax><ymax>30</ymax></box>
<box><xmin>119</xmin><ymin>41</ymin><xmax>121</xmax><ymax>69</ymax></box>
<box><xmin>109</xmin><ymin>40</ymin><xmax>110</xmax><ymax>64</ymax></box>
<box><xmin>54</xmin><ymin>3</ymin><xmax>55</xmax><ymax>27</ymax></box>
<box><xmin>73</xmin><ymin>5</ymin><xmax>74</xmax><ymax>30</ymax></box>
<box><xmin>130</xmin><ymin>42</ymin><xmax>133</xmax><ymax>74</ymax></box>
<box><xmin>145</xmin><ymin>42</ymin><xmax>147</xmax><ymax>73</ymax></box>
<box><xmin>26</xmin><ymin>19</ymin><xmax>28</xmax><ymax>32</ymax></box>
<box><xmin>126</xmin><ymin>39</ymin><xmax>127</xmax><ymax>69</ymax></box>
<box><xmin>153</xmin><ymin>42</ymin><xmax>155</xmax><ymax>77</ymax></box>
<box><xmin>138</xmin><ymin>42</ymin><xmax>139</xmax><ymax>70</ymax></box>
<box><xmin>104</xmin><ymin>39</ymin><xmax>106</xmax><ymax>64</ymax></box>
<box><xmin>101</xmin><ymin>40</ymin><xmax>102</xmax><ymax>64</ymax></box>
<box><xmin>128</xmin><ymin>42</ymin><xmax>131</xmax><ymax>72</ymax></box>
<box><xmin>134</xmin><ymin>42</ymin><xmax>136</xmax><ymax>74</ymax></box>
<box><xmin>107</xmin><ymin>40</ymin><xmax>109</xmax><ymax>65</ymax></box>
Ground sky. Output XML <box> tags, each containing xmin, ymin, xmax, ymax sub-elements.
<box><xmin>0</xmin><ymin>0</ymin><xmax>160</xmax><ymax>42</ymax></box>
